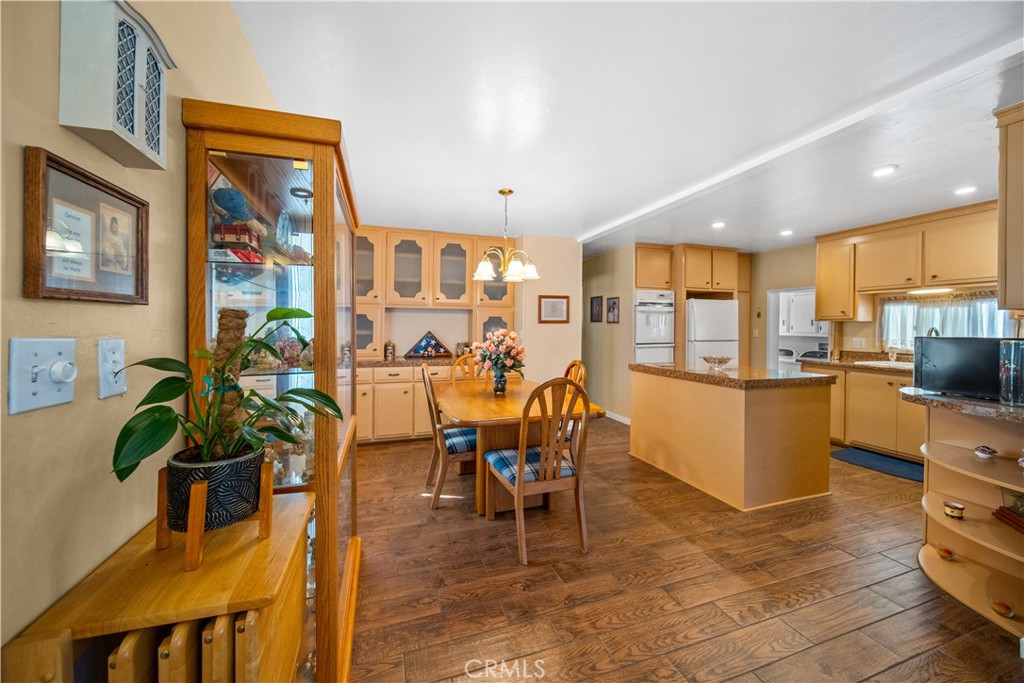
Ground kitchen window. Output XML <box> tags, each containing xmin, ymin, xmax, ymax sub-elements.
<box><xmin>879</xmin><ymin>292</ymin><xmax>1016</xmax><ymax>350</ymax></box>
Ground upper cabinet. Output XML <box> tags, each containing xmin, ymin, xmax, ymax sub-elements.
<box><xmin>432</xmin><ymin>234</ymin><xmax>474</xmax><ymax>307</ymax></box>
<box><xmin>474</xmin><ymin>237</ymin><xmax>515</xmax><ymax>307</ymax></box>
<box><xmin>816</xmin><ymin>241</ymin><xmax>873</xmax><ymax>321</ymax></box>
<box><xmin>60</xmin><ymin>1</ymin><xmax>175</xmax><ymax>169</ymax></box>
<box><xmin>635</xmin><ymin>244</ymin><xmax>672</xmax><ymax>289</ymax></box>
<box><xmin>386</xmin><ymin>231</ymin><xmax>431</xmax><ymax>306</ymax></box>
<box><xmin>997</xmin><ymin>103</ymin><xmax>1024</xmax><ymax>310</ymax></box>
<box><xmin>924</xmin><ymin>214</ymin><xmax>997</xmax><ymax>285</ymax></box>
<box><xmin>355</xmin><ymin>227</ymin><xmax>384</xmax><ymax>304</ymax></box>
<box><xmin>855</xmin><ymin>232</ymin><xmax>921</xmax><ymax>291</ymax></box>
<box><xmin>684</xmin><ymin>247</ymin><xmax>738</xmax><ymax>291</ymax></box>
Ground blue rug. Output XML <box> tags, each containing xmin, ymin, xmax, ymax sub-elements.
<box><xmin>831</xmin><ymin>447</ymin><xmax>924</xmax><ymax>482</ymax></box>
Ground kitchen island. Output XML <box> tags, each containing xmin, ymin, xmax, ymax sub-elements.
<box><xmin>629</xmin><ymin>363</ymin><xmax>836</xmax><ymax>511</ymax></box>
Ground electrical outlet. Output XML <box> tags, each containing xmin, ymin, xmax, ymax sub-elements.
<box><xmin>852</xmin><ymin>337</ymin><xmax>866</xmax><ymax>349</ymax></box>
<box><xmin>98</xmin><ymin>338</ymin><xmax>127</xmax><ymax>399</ymax></box>
<box><xmin>752</xmin><ymin>329</ymin><xmax>759</xmax><ymax>338</ymax></box>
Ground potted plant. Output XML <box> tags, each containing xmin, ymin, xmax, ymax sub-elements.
<box><xmin>471</xmin><ymin>329</ymin><xmax>526</xmax><ymax>395</ymax></box>
<box><xmin>112</xmin><ymin>307</ymin><xmax>342</xmax><ymax>532</ymax></box>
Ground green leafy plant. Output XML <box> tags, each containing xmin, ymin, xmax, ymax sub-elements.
<box><xmin>112</xmin><ymin>307</ymin><xmax>342</xmax><ymax>482</ymax></box>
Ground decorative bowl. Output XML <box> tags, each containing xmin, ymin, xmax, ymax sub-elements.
<box><xmin>700</xmin><ymin>355</ymin><xmax>733</xmax><ymax>369</ymax></box>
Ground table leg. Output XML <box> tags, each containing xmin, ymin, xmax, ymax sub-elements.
<box><xmin>475</xmin><ymin>427</ymin><xmax>486</xmax><ymax>515</ymax></box>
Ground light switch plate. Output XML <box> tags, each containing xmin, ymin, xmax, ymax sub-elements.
<box><xmin>98</xmin><ymin>338</ymin><xmax>126</xmax><ymax>399</ymax></box>
<box><xmin>8</xmin><ymin>338</ymin><xmax>77</xmax><ymax>415</ymax></box>
<box><xmin>852</xmin><ymin>338</ymin><xmax>866</xmax><ymax>349</ymax></box>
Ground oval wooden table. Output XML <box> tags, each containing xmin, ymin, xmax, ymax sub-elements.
<box><xmin>433</xmin><ymin>378</ymin><xmax>606</xmax><ymax>515</ymax></box>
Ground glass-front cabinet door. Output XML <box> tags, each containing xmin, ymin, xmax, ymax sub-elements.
<box><xmin>354</xmin><ymin>226</ymin><xmax>383</xmax><ymax>304</ymax></box>
<box><xmin>474</xmin><ymin>237</ymin><xmax>515</xmax><ymax>307</ymax></box>
<box><xmin>432</xmin><ymin>234</ymin><xmax>473</xmax><ymax>307</ymax></box>
<box><xmin>386</xmin><ymin>231</ymin><xmax>430</xmax><ymax>306</ymax></box>
<box><xmin>355</xmin><ymin>305</ymin><xmax>383</xmax><ymax>358</ymax></box>
<box><xmin>473</xmin><ymin>307</ymin><xmax>515</xmax><ymax>342</ymax></box>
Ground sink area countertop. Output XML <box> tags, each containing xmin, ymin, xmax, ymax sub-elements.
<box><xmin>800</xmin><ymin>359</ymin><xmax>914</xmax><ymax>376</ymax></box>
<box><xmin>852</xmin><ymin>360</ymin><xmax>915</xmax><ymax>370</ymax></box>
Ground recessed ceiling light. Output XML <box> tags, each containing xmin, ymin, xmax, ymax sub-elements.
<box><xmin>711</xmin><ymin>221</ymin><xmax>726</xmax><ymax>229</ymax></box>
<box><xmin>872</xmin><ymin>164</ymin><xmax>899</xmax><ymax>177</ymax></box>
<box><xmin>780</xmin><ymin>230</ymin><xmax>793</xmax><ymax>236</ymax></box>
<box><xmin>954</xmin><ymin>186</ymin><xmax>977</xmax><ymax>195</ymax></box>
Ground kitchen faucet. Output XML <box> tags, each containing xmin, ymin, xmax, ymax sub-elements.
<box><xmin>926</xmin><ymin>327</ymin><xmax>941</xmax><ymax>337</ymax></box>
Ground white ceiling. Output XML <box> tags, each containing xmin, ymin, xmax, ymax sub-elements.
<box><xmin>233</xmin><ymin>2</ymin><xmax>1024</xmax><ymax>256</ymax></box>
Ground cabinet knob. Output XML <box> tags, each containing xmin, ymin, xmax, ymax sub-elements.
<box><xmin>403</xmin><ymin>390</ymin><xmax>409</xmax><ymax>394</ymax></box>
<box><xmin>715</xmin><ymin>282</ymin><xmax>720</xmax><ymax>286</ymax></box>
<box><xmin>905</xmin><ymin>277</ymin><xmax>912</xmax><ymax>282</ymax></box>
<box><xmin>840</xmin><ymin>310</ymin><xmax>847</xmax><ymax>315</ymax></box>
<box><xmin>374</xmin><ymin>294</ymin><xmax>378</xmax><ymax>298</ymax></box>
<box><xmin>664</xmin><ymin>281</ymin><xmax>669</xmax><ymax>285</ymax></box>
<box><xmin>931</xmin><ymin>274</ymin><xmax>938</xmax><ymax>279</ymax></box>
<box><xmin>887</xmin><ymin>381</ymin><xmax>894</xmax><ymax>386</ymax></box>
<box><xmin>705</xmin><ymin>281</ymin><xmax>710</xmax><ymax>285</ymax></box>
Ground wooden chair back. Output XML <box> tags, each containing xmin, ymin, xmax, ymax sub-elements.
<box><xmin>421</xmin><ymin>363</ymin><xmax>444</xmax><ymax>442</ymax></box>
<box><xmin>452</xmin><ymin>353</ymin><xmax>489</xmax><ymax>380</ymax></box>
<box><xmin>563</xmin><ymin>360</ymin><xmax>587</xmax><ymax>387</ymax></box>
<box><xmin>515</xmin><ymin>377</ymin><xmax>589</xmax><ymax>485</ymax></box>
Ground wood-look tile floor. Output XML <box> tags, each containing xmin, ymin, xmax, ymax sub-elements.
<box><xmin>351</xmin><ymin>420</ymin><xmax>1023</xmax><ymax>682</ymax></box>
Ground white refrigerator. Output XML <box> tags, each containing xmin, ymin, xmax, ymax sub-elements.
<box><xmin>686</xmin><ymin>299</ymin><xmax>739</xmax><ymax>369</ymax></box>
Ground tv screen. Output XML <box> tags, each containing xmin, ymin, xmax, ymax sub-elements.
<box><xmin>913</xmin><ymin>337</ymin><xmax>1003</xmax><ymax>401</ymax></box>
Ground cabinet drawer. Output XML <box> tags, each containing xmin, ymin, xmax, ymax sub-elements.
<box><xmin>374</xmin><ymin>367</ymin><xmax>414</xmax><ymax>383</ymax></box>
<box><xmin>355</xmin><ymin>368</ymin><xmax>373</xmax><ymax>384</ymax></box>
<box><xmin>415</xmin><ymin>366</ymin><xmax>451</xmax><ymax>383</ymax></box>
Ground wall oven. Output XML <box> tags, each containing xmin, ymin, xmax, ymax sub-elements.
<box><xmin>635</xmin><ymin>290</ymin><xmax>675</xmax><ymax>363</ymax></box>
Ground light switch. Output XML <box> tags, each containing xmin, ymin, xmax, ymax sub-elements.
<box><xmin>8</xmin><ymin>338</ymin><xmax>78</xmax><ymax>414</ymax></box>
<box><xmin>98</xmin><ymin>338</ymin><xmax>126</xmax><ymax>399</ymax></box>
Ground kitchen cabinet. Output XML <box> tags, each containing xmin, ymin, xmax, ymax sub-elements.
<box><xmin>386</xmin><ymin>232</ymin><xmax>431</xmax><ymax>306</ymax></box>
<box><xmin>355</xmin><ymin>383</ymin><xmax>373</xmax><ymax>442</ymax></box>
<box><xmin>355</xmin><ymin>227</ymin><xmax>384</xmax><ymax>304</ymax></box>
<box><xmin>806</xmin><ymin>365</ymin><xmax>845</xmax><ymax>442</ymax></box>
<box><xmin>355</xmin><ymin>305</ymin><xmax>383</xmax><ymax>358</ymax></box>
<box><xmin>432</xmin><ymin>234</ymin><xmax>474</xmax><ymax>307</ymax></box>
<box><xmin>997</xmin><ymin>103</ymin><xmax>1024</xmax><ymax>309</ymax></box>
<box><xmin>684</xmin><ymin>247</ymin><xmax>738</xmax><ymax>291</ymax></box>
<box><xmin>924</xmin><ymin>214</ymin><xmax>997</xmax><ymax>285</ymax></box>
<box><xmin>635</xmin><ymin>244</ymin><xmax>672</xmax><ymax>289</ymax></box>
<box><xmin>373</xmin><ymin>382</ymin><xmax>414</xmax><ymax>439</ymax></box>
<box><xmin>474</xmin><ymin>237</ymin><xmax>515</xmax><ymax>307</ymax></box>
<box><xmin>846</xmin><ymin>371</ymin><xmax>924</xmax><ymax>460</ymax></box>
<box><xmin>473</xmin><ymin>307</ymin><xmax>515</xmax><ymax>342</ymax></box>
<box><xmin>815</xmin><ymin>241</ymin><xmax>873</xmax><ymax>321</ymax></box>
<box><xmin>786</xmin><ymin>292</ymin><xmax>818</xmax><ymax>336</ymax></box>
<box><xmin>413</xmin><ymin>382</ymin><xmax>432</xmax><ymax>436</ymax></box>
<box><xmin>855</xmin><ymin>231</ymin><xmax>922</xmax><ymax>290</ymax></box>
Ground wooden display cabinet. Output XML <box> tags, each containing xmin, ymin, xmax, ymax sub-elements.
<box><xmin>182</xmin><ymin>99</ymin><xmax>360</xmax><ymax>681</ymax></box>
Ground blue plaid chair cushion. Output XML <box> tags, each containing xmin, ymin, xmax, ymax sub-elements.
<box><xmin>484</xmin><ymin>447</ymin><xmax>576</xmax><ymax>486</ymax></box>
<box><xmin>443</xmin><ymin>427</ymin><xmax>477</xmax><ymax>455</ymax></box>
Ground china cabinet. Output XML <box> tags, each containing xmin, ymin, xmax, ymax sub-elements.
<box><xmin>183</xmin><ymin>99</ymin><xmax>359</xmax><ymax>682</ymax></box>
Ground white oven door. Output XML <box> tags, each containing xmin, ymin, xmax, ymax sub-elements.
<box><xmin>635</xmin><ymin>306</ymin><xmax>674</xmax><ymax>345</ymax></box>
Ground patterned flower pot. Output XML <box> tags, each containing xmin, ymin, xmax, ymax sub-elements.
<box><xmin>165</xmin><ymin>447</ymin><xmax>264</xmax><ymax>533</ymax></box>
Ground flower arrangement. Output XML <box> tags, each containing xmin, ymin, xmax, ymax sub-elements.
<box><xmin>472</xmin><ymin>329</ymin><xmax>525</xmax><ymax>377</ymax></box>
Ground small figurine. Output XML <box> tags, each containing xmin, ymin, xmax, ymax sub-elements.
<box><xmin>299</xmin><ymin>338</ymin><xmax>314</xmax><ymax>370</ymax></box>
<box><xmin>384</xmin><ymin>340</ymin><xmax>396</xmax><ymax>362</ymax></box>
<box><xmin>974</xmin><ymin>445</ymin><xmax>998</xmax><ymax>459</ymax></box>
<box><xmin>211</xmin><ymin>188</ymin><xmax>267</xmax><ymax>250</ymax></box>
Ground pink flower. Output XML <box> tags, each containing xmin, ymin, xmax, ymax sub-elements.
<box><xmin>485</xmin><ymin>332</ymin><xmax>493</xmax><ymax>340</ymax></box>
<box><xmin>510</xmin><ymin>332</ymin><xmax>518</xmax><ymax>340</ymax></box>
<box><xmin>506</xmin><ymin>358</ymin><xmax>514</xmax><ymax>367</ymax></box>
<box><xmin>517</xmin><ymin>349</ymin><xmax>525</xmax><ymax>359</ymax></box>
<box><xmin>483</xmin><ymin>360</ymin><xmax>492</xmax><ymax>369</ymax></box>
<box><xmin>498</xmin><ymin>329</ymin><xmax>508</xmax><ymax>336</ymax></box>
<box><xmin>486</xmin><ymin>342</ymin><xmax>495</xmax><ymax>352</ymax></box>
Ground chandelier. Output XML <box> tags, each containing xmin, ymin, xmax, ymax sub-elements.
<box><xmin>472</xmin><ymin>188</ymin><xmax>539</xmax><ymax>283</ymax></box>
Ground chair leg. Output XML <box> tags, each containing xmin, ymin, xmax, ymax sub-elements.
<box><xmin>514</xmin><ymin>495</ymin><xmax>528</xmax><ymax>565</ymax></box>
<box><xmin>425</xmin><ymin>443</ymin><xmax>441</xmax><ymax>487</ymax></box>
<box><xmin>431</xmin><ymin>457</ymin><xmax>450</xmax><ymax>510</ymax></box>
<box><xmin>574</xmin><ymin>481</ymin><xmax>588</xmax><ymax>554</ymax></box>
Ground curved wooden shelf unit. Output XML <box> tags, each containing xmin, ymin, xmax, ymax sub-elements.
<box><xmin>923</xmin><ymin>442</ymin><xmax>1024</xmax><ymax>493</ymax></box>
<box><xmin>919</xmin><ymin>545</ymin><xmax>1024</xmax><ymax>638</ymax></box>
<box><xmin>922</xmin><ymin>491</ymin><xmax>1024</xmax><ymax>563</ymax></box>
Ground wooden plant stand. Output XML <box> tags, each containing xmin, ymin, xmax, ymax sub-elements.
<box><xmin>155</xmin><ymin>461</ymin><xmax>274</xmax><ymax>571</ymax></box>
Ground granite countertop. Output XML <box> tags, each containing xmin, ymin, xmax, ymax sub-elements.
<box><xmin>799</xmin><ymin>359</ymin><xmax>914</xmax><ymax>376</ymax></box>
<box><xmin>629</xmin><ymin>363</ymin><xmax>837</xmax><ymax>390</ymax></box>
<box><xmin>899</xmin><ymin>387</ymin><xmax>1024</xmax><ymax>424</ymax></box>
<box><xmin>357</xmin><ymin>357</ymin><xmax>455</xmax><ymax>368</ymax></box>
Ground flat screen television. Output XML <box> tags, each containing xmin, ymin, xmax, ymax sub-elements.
<box><xmin>913</xmin><ymin>337</ymin><xmax>1003</xmax><ymax>401</ymax></box>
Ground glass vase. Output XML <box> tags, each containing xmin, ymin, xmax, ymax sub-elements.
<box><xmin>1000</xmin><ymin>340</ymin><xmax>1024</xmax><ymax>406</ymax></box>
<box><xmin>492</xmin><ymin>370</ymin><xmax>507</xmax><ymax>395</ymax></box>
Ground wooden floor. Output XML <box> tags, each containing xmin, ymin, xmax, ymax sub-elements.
<box><xmin>351</xmin><ymin>419</ymin><xmax>1023</xmax><ymax>682</ymax></box>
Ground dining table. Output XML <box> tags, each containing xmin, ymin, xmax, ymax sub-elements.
<box><xmin>433</xmin><ymin>377</ymin><xmax>606</xmax><ymax>516</ymax></box>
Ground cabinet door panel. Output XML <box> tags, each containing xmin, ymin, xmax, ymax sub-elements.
<box><xmin>355</xmin><ymin>385</ymin><xmax>373</xmax><ymax>441</ymax></box>
<box><xmin>473</xmin><ymin>307</ymin><xmax>515</xmax><ymax>342</ymax></box>
<box><xmin>684</xmin><ymin>247</ymin><xmax>713</xmax><ymax>289</ymax></box>
<box><xmin>896</xmin><ymin>380</ymin><xmax>926</xmax><ymax>459</ymax></box>
<box><xmin>855</xmin><ymin>232</ymin><xmax>922</xmax><ymax>290</ymax></box>
<box><xmin>373</xmin><ymin>383</ymin><xmax>413</xmax><ymax>439</ymax></box>
<box><xmin>787</xmin><ymin>293</ymin><xmax>817</xmax><ymax>335</ymax></box>
<box><xmin>635</xmin><ymin>245</ymin><xmax>672</xmax><ymax>289</ymax></box>
<box><xmin>413</xmin><ymin>381</ymin><xmax>433</xmax><ymax>436</ymax></box>
<box><xmin>1000</xmin><ymin>118</ymin><xmax>1023</xmax><ymax>309</ymax></box>
<box><xmin>816</xmin><ymin>242</ymin><xmax>854</xmax><ymax>319</ymax></box>
<box><xmin>474</xmin><ymin>238</ymin><xmax>515</xmax><ymax>307</ymax></box>
<box><xmin>355</xmin><ymin>305</ymin><xmax>382</xmax><ymax>358</ymax></box>
<box><xmin>355</xmin><ymin>229</ymin><xmax>384</xmax><ymax>303</ymax></box>
<box><xmin>924</xmin><ymin>214</ymin><xmax>998</xmax><ymax>285</ymax></box>
<box><xmin>387</xmin><ymin>233</ymin><xmax>431</xmax><ymax>306</ymax></box>
<box><xmin>711</xmin><ymin>250</ymin><xmax>738</xmax><ymax>290</ymax></box>
<box><xmin>846</xmin><ymin>372</ymin><xmax>897</xmax><ymax>451</ymax></box>
<box><xmin>433</xmin><ymin>235</ymin><xmax>474</xmax><ymax>307</ymax></box>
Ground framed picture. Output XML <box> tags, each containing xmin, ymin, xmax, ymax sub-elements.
<box><xmin>590</xmin><ymin>296</ymin><xmax>603</xmax><ymax>323</ymax></box>
<box><xmin>606</xmin><ymin>296</ymin><xmax>620</xmax><ymax>323</ymax></box>
<box><xmin>24</xmin><ymin>147</ymin><xmax>148</xmax><ymax>304</ymax></box>
<box><xmin>538</xmin><ymin>295</ymin><xmax>570</xmax><ymax>324</ymax></box>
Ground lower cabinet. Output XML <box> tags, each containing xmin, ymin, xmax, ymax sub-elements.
<box><xmin>356</xmin><ymin>383</ymin><xmax>374</xmax><ymax>441</ymax></box>
<box><xmin>358</xmin><ymin>365</ymin><xmax>451</xmax><ymax>441</ymax></box>
<box><xmin>413</xmin><ymin>381</ymin><xmax>432</xmax><ymax>436</ymax></box>
<box><xmin>846</xmin><ymin>371</ymin><xmax>925</xmax><ymax>460</ymax></box>
<box><xmin>373</xmin><ymin>383</ymin><xmax>414</xmax><ymax>439</ymax></box>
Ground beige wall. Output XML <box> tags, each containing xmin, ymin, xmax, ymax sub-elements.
<box><xmin>516</xmin><ymin>235</ymin><xmax>583</xmax><ymax>383</ymax></box>
<box><xmin>749</xmin><ymin>243</ymin><xmax>817</xmax><ymax>366</ymax></box>
<box><xmin>1</xmin><ymin>1</ymin><xmax>275</xmax><ymax>643</ymax></box>
<box><xmin>582</xmin><ymin>245</ymin><xmax>634</xmax><ymax>420</ymax></box>
<box><xmin>387</xmin><ymin>309</ymin><xmax>473</xmax><ymax>356</ymax></box>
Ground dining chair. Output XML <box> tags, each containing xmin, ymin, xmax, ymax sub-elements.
<box><xmin>563</xmin><ymin>359</ymin><xmax>587</xmax><ymax>387</ymax></box>
<box><xmin>422</xmin><ymin>364</ymin><xmax>478</xmax><ymax>509</ymax></box>
<box><xmin>484</xmin><ymin>377</ymin><xmax>589</xmax><ymax>565</ymax></box>
<box><xmin>452</xmin><ymin>352</ymin><xmax>489</xmax><ymax>380</ymax></box>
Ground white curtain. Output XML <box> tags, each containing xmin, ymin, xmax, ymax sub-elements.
<box><xmin>880</xmin><ymin>297</ymin><xmax>1014</xmax><ymax>350</ymax></box>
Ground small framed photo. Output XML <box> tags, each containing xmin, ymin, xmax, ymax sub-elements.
<box><xmin>538</xmin><ymin>295</ymin><xmax>570</xmax><ymax>324</ymax></box>
<box><xmin>24</xmin><ymin>147</ymin><xmax>148</xmax><ymax>304</ymax></box>
<box><xmin>606</xmin><ymin>297</ymin><xmax>620</xmax><ymax>323</ymax></box>
<box><xmin>590</xmin><ymin>296</ymin><xmax>603</xmax><ymax>323</ymax></box>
